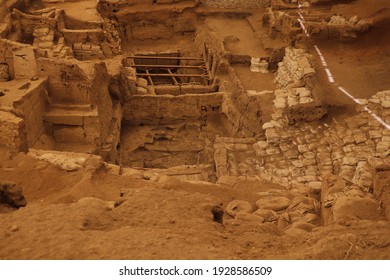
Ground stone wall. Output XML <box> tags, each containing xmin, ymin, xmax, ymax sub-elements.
<box><xmin>33</xmin><ymin>28</ymin><xmax>73</xmax><ymax>59</ymax></box>
<box><xmin>122</xmin><ymin>92</ymin><xmax>225</xmax><ymax>125</ymax></box>
<box><xmin>274</xmin><ymin>47</ymin><xmax>327</xmax><ymax>123</ymax></box>
<box><xmin>12</xmin><ymin>8</ymin><xmax>121</xmax><ymax>60</ymax></box>
<box><xmin>275</xmin><ymin>47</ymin><xmax>315</xmax><ymax>88</ymax></box>
<box><xmin>307</xmin><ymin>15</ymin><xmax>373</xmax><ymax>40</ymax></box>
<box><xmin>60</xmin><ymin>19</ymin><xmax>121</xmax><ymax>59</ymax></box>
<box><xmin>213</xmin><ymin>90</ymin><xmax>390</xmax><ymax>196</ymax></box>
<box><xmin>72</xmin><ymin>42</ymin><xmax>104</xmax><ymax>60</ymax></box>
<box><xmin>62</xmin><ymin>26</ymin><xmax>120</xmax><ymax>59</ymax></box>
<box><xmin>264</xmin><ymin>7</ymin><xmax>374</xmax><ymax>41</ymax></box>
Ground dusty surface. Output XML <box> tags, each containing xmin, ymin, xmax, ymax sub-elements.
<box><xmin>1</xmin><ymin>150</ymin><xmax>390</xmax><ymax>260</ymax></box>
<box><xmin>0</xmin><ymin>0</ymin><xmax>390</xmax><ymax>260</ymax></box>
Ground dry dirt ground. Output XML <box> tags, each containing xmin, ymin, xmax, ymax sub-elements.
<box><xmin>1</xmin><ymin>148</ymin><xmax>390</xmax><ymax>260</ymax></box>
<box><xmin>1</xmin><ymin>0</ymin><xmax>390</xmax><ymax>260</ymax></box>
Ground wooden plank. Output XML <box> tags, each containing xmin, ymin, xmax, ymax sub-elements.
<box><xmin>129</xmin><ymin>56</ymin><xmax>203</xmax><ymax>61</ymax></box>
<box><xmin>133</xmin><ymin>64</ymin><xmax>207</xmax><ymax>69</ymax></box>
<box><xmin>137</xmin><ymin>73</ymin><xmax>210</xmax><ymax>79</ymax></box>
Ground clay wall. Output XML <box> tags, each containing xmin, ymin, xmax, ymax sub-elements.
<box><xmin>98</xmin><ymin>0</ymin><xmax>198</xmax><ymax>41</ymax></box>
<box><xmin>124</xmin><ymin>12</ymin><xmax>196</xmax><ymax>41</ymax></box>
<box><xmin>0</xmin><ymin>39</ymin><xmax>38</xmax><ymax>80</ymax></box>
<box><xmin>12</xmin><ymin>79</ymin><xmax>48</xmax><ymax>147</ymax></box>
<box><xmin>38</xmin><ymin>59</ymin><xmax>116</xmax><ymax>157</ymax></box>
<box><xmin>5</xmin><ymin>0</ymin><xmax>31</xmax><ymax>11</ymax></box>
<box><xmin>92</xmin><ymin>62</ymin><xmax>114</xmax><ymax>146</ymax></box>
<box><xmin>63</xmin><ymin>13</ymin><xmax>102</xmax><ymax>30</ymax></box>
<box><xmin>37</xmin><ymin>58</ymin><xmax>94</xmax><ymax>104</ymax></box>
<box><xmin>374</xmin><ymin>167</ymin><xmax>390</xmax><ymax>222</ymax></box>
<box><xmin>12</xmin><ymin>8</ymin><xmax>59</xmax><ymax>39</ymax></box>
<box><xmin>62</xmin><ymin>28</ymin><xmax>104</xmax><ymax>45</ymax></box>
<box><xmin>195</xmin><ymin>26</ymin><xmax>264</xmax><ymax>137</ymax></box>
<box><xmin>0</xmin><ymin>111</ymin><xmax>27</xmax><ymax>152</ymax></box>
<box><xmin>122</xmin><ymin>92</ymin><xmax>224</xmax><ymax>125</ymax></box>
<box><xmin>100</xmin><ymin>101</ymin><xmax>122</xmax><ymax>163</ymax></box>
<box><xmin>200</xmin><ymin>0</ymin><xmax>270</xmax><ymax>8</ymax></box>
<box><xmin>0</xmin><ymin>78</ymin><xmax>46</xmax><ymax>151</ymax></box>
<box><xmin>0</xmin><ymin>0</ymin><xmax>12</xmax><ymax>38</ymax></box>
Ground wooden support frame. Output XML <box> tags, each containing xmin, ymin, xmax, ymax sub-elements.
<box><xmin>132</xmin><ymin>51</ymin><xmax>217</xmax><ymax>87</ymax></box>
<box><xmin>167</xmin><ymin>68</ymin><xmax>179</xmax><ymax>85</ymax></box>
<box><xmin>145</xmin><ymin>69</ymin><xmax>154</xmax><ymax>86</ymax></box>
<box><xmin>133</xmin><ymin>65</ymin><xmax>207</xmax><ymax>69</ymax></box>
<box><xmin>129</xmin><ymin>56</ymin><xmax>203</xmax><ymax>61</ymax></box>
<box><xmin>137</xmin><ymin>73</ymin><xmax>209</xmax><ymax>78</ymax></box>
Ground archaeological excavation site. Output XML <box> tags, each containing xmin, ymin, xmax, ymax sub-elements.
<box><xmin>0</xmin><ymin>0</ymin><xmax>389</xmax><ymax>260</ymax></box>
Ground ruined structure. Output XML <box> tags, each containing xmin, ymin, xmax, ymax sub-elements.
<box><xmin>0</xmin><ymin>0</ymin><xmax>389</xmax><ymax>260</ymax></box>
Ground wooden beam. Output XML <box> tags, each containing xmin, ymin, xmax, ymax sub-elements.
<box><xmin>132</xmin><ymin>64</ymin><xmax>207</xmax><ymax>69</ymax></box>
<box><xmin>211</xmin><ymin>54</ymin><xmax>217</xmax><ymax>80</ymax></box>
<box><xmin>167</xmin><ymin>68</ymin><xmax>179</xmax><ymax>85</ymax></box>
<box><xmin>137</xmin><ymin>73</ymin><xmax>210</xmax><ymax>79</ymax></box>
<box><xmin>207</xmin><ymin>48</ymin><xmax>212</xmax><ymax>70</ymax></box>
<box><xmin>145</xmin><ymin>69</ymin><xmax>154</xmax><ymax>86</ymax></box>
<box><xmin>129</xmin><ymin>56</ymin><xmax>203</xmax><ymax>61</ymax></box>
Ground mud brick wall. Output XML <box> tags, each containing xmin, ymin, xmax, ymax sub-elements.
<box><xmin>0</xmin><ymin>0</ymin><xmax>12</xmax><ymax>38</ymax></box>
<box><xmin>122</xmin><ymin>92</ymin><xmax>225</xmax><ymax>125</ymax></box>
<box><xmin>195</xmin><ymin>26</ymin><xmax>265</xmax><ymax>137</ymax></box>
<box><xmin>0</xmin><ymin>110</ymin><xmax>27</xmax><ymax>152</ymax></box>
<box><xmin>11</xmin><ymin>79</ymin><xmax>47</xmax><ymax>147</ymax></box>
<box><xmin>38</xmin><ymin>59</ymin><xmax>114</xmax><ymax>149</ymax></box>
<box><xmin>374</xmin><ymin>167</ymin><xmax>390</xmax><ymax>222</ymax></box>
<box><xmin>73</xmin><ymin>43</ymin><xmax>104</xmax><ymax>60</ymax></box>
<box><xmin>62</xmin><ymin>29</ymin><xmax>104</xmax><ymax>45</ymax></box>
<box><xmin>92</xmin><ymin>62</ymin><xmax>114</xmax><ymax>147</ymax></box>
<box><xmin>200</xmin><ymin>0</ymin><xmax>270</xmax><ymax>8</ymax></box>
<box><xmin>37</xmin><ymin>58</ymin><xmax>95</xmax><ymax>104</ymax></box>
<box><xmin>125</xmin><ymin>13</ymin><xmax>196</xmax><ymax>40</ymax></box>
<box><xmin>98</xmin><ymin>1</ymin><xmax>198</xmax><ymax>41</ymax></box>
<box><xmin>0</xmin><ymin>39</ymin><xmax>38</xmax><ymax>80</ymax></box>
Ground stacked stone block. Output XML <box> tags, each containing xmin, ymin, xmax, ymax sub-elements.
<box><xmin>214</xmin><ymin>90</ymin><xmax>390</xmax><ymax>194</ymax></box>
<box><xmin>33</xmin><ymin>28</ymin><xmax>72</xmax><ymax>58</ymax></box>
<box><xmin>73</xmin><ymin>43</ymin><xmax>105</xmax><ymax>60</ymax></box>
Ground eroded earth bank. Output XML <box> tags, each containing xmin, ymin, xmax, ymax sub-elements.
<box><xmin>0</xmin><ymin>0</ymin><xmax>390</xmax><ymax>259</ymax></box>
